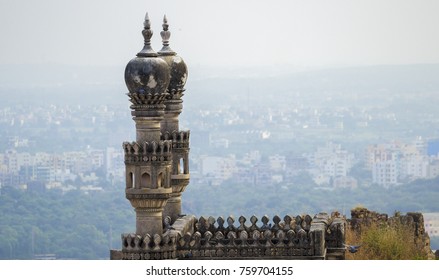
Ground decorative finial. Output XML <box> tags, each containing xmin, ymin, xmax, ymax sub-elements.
<box><xmin>137</xmin><ymin>12</ymin><xmax>157</xmax><ymax>57</ymax></box>
<box><xmin>158</xmin><ymin>14</ymin><xmax>175</xmax><ymax>55</ymax></box>
<box><xmin>144</xmin><ymin>12</ymin><xmax>151</xmax><ymax>29</ymax></box>
<box><xmin>162</xmin><ymin>14</ymin><xmax>169</xmax><ymax>31</ymax></box>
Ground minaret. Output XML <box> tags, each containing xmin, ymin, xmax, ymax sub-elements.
<box><xmin>123</xmin><ymin>13</ymin><xmax>172</xmax><ymax>236</ymax></box>
<box><xmin>158</xmin><ymin>15</ymin><xmax>190</xmax><ymax>223</ymax></box>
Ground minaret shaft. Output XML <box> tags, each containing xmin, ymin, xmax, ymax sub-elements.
<box><xmin>123</xmin><ymin>12</ymin><xmax>172</xmax><ymax>237</ymax></box>
<box><xmin>135</xmin><ymin>117</ymin><xmax>163</xmax><ymax>143</ymax></box>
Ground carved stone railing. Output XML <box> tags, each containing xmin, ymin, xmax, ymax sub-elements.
<box><xmin>175</xmin><ymin>214</ymin><xmax>330</xmax><ymax>259</ymax></box>
<box><xmin>118</xmin><ymin>215</ymin><xmax>196</xmax><ymax>260</ymax></box>
<box><xmin>120</xmin><ymin>232</ymin><xmax>178</xmax><ymax>260</ymax></box>
<box><xmin>161</xmin><ymin>130</ymin><xmax>190</xmax><ymax>149</ymax></box>
<box><xmin>113</xmin><ymin>213</ymin><xmax>346</xmax><ymax>260</ymax></box>
<box><xmin>123</xmin><ymin>140</ymin><xmax>172</xmax><ymax>164</ymax></box>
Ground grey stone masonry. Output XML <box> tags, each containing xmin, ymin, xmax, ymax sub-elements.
<box><xmin>112</xmin><ymin>213</ymin><xmax>346</xmax><ymax>260</ymax></box>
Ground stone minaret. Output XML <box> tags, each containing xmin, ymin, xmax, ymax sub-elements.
<box><xmin>123</xmin><ymin>13</ymin><xmax>172</xmax><ymax>236</ymax></box>
<box><xmin>158</xmin><ymin>15</ymin><xmax>190</xmax><ymax>223</ymax></box>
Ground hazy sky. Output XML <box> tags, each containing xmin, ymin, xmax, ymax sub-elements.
<box><xmin>1</xmin><ymin>0</ymin><xmax>439</xmax><ymax>68</ymax></box>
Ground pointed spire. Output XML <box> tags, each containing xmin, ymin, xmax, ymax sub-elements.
<box><xmin>137</xmin><ymin>12</ymin><xmax>157</xmax><ymax>57</ymax></box>
<box><xmin>144</xmin><ymin>12</ymin><xmax>151</xmax><ymax>29</ymax></box>
<box><xmin>162</xmin><ymin>14</ymin><xmax>169</xmax><ymax>31</ymax></box>
<box><xmin>158</xmin><ymin>14</ymin><xmax>176</xmax><ymax>55</ymax></box>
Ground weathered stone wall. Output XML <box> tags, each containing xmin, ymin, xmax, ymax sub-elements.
<box><xmin>348</xmin><ymin>207</ymin><xmax>433</xmax><ymax>258</ymax></box>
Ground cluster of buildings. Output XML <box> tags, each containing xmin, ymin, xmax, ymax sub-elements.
<box><xmin>191</xmin><ymin>142</ymin><xmax>357</xmax><ymax>188</ymax></box>
<box><xmin>191</xmin><ymin>138</ymin><xmax>439</xmax><ymax>189</ymax></box>
<box><xmin>2</xmin><ymin>137</ymin><xmax>439</xmax><ymax>191</ymax></box>
<box><xmin>0</xmin><ymin>147</ymin><xmax>124</xmax><ymax>191</ymax></box>
<box><xmin>366</xmin><ymin>138</ymin><xmax>439</xmax><ymax>187</ymax></box>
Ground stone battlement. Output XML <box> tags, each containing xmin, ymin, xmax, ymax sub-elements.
<box><xmin>115</xmin><ymin>213</ymin><xmax>346</xmax><ymax>260</ymax></box>
<box><xmin>162</xmin><ymin>130</ymin><xmax>190</xmax><ymax>149</ymax></box>
<box><xmin>123</xmin><ymin>141</ymin><xmax>172</xmax><ymax>163</ymax></box>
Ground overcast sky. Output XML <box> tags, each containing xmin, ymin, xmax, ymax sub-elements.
<box><xmin>1</xmin><ymin>0</ymin><xmax>439</xmax><ymax>69</ymax></box>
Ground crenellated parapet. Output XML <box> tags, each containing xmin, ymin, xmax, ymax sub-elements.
<box><xmin>119</xmin><ymin>215</ymin><xmax>196</xmax><ymax>260</ymax></box>
<box><xmin>112</xmin><ymin>211</ymin><xmax>347</xmax><ymax>260</ymax></box>
<box><xmin>161</xmin><ymin>130</ymin><xmax>190</xmax><ymax>222</ymax></box>
<box><xmin>161</xmin><ymin>130</ymin><xmax>190</xmax><ymax>149</ymax></box>
<box><xmin>120</xmin><ymin>233</ymin><xmax>178</xmax><ymax>260</ymax></box>
<box><xmin>123</xmin><ymin>140</ymin><xmax>173</xmax><ymax>164</ymax></box>
<box><xmin>175</xmin><ymin>214</ymin><xmax>319</xmax><ymax>259</ymax></box>
<box><xmin>113</xmin><ymin>213</ymin><xmax>346</xmax><ymax>260</ymax></box>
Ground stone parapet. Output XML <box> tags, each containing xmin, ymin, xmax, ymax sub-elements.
<box><xmin>114</xmin><ymin>215</ymin><xmax>196</xmax><ymax>260</ymax></box>
<box><xmin>112</xmin><ymin>213</ymin><xmax>346</xmax><ymax>260</ymax></box>
<box><xmin>161</xmin><ymin>130</ymin><xmax>190</xmax><ymax>149</ymax></box>
<box><xmin>120</xmin><ymin>232</ymin><xmax>178</xmax><ymax>260</ymax></box>
<box><xmin>123</xmin><ymin>140</ymin><xmax>172</xmax><ymax>164</ymax></box>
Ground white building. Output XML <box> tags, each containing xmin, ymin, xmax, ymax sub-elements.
<box><xmin>200</xmin><ymin>155</ymin><xmax>237</xmax><ymax>183</ymax></box>
<box><xmin>308</xmin><ymin>143</ymin><xmax>354</xmax><ymax>185</ymax></box>
<box><xmin>401</xmin><ymin>155</ymin><xmax>429</xmax><ymax>180</ymax></box>
<box><xmin>372</xmin><ymin>160</ymin><xmax>398</xmax><ymax>187</ymax></box>
<box><xmin>424</xmin><ymin>213</ymin><xmax>439</xmax><ymax>237</ymax></box>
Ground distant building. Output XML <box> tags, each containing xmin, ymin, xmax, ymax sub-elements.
<box><xmin>307</xmin><ymin>142</ymin><xmax>354</xmax><ymax>186</ymax></box>
<box><xmin>428</xmin><ymin>159</ymin><xmax>439</xmax><ymax>179</ymax></box>
<box><xmin>372</xmin><ymin>160</ymin><xmax>398</xmax><ymax>187</ymax></box>
<box><xmin>367</xmin><ymin>139</ymin><xmax>438</xmax><ymax>186</ymax></box>
<box><xmin>200</xmin><ymin>155</ymin><xmax>236</xmax><ymax>183</ymax></box>
<box><xmin>424</xmin><ymin>213</ymin><xmax>439</xmax><ymax>237</ymax></box>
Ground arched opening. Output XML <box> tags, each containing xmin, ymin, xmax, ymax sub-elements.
<box><xmin>141</xmin><ymin>172</ymin><xmax>151</xmax><ymax>188</ymax></box>
<box><xmin>127</xmin><ymin>172</ymin><xmax>134</xmax><ymax>189</ymax></box>
<box><xmin>179</xmin><ymin>158</ymin><xmax>184</xmax><ymax>174</ymax></box>
<box><xmin>157</xmin><ymin>172</ymin><xmax>163</xmax><ymax>188</ymax></box>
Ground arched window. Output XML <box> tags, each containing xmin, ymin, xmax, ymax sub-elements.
<box><xmin>141</xmin><ymin>172</ymin><xmax>151</xmax><ymax>188</ymax></box>
<box><xmin>157</xmin><ymin>172</ymin><xmax>163</xmax><ymax>188</ymax></box>
<box><xmin>179</xmin><ymin>158</ymin><xmax>184</xmax><ymax>174</ymax></box>
<box><xmin>127</xmin><ymin>172</ymin><xmax>134</xmax><ymax>189</ymax></box>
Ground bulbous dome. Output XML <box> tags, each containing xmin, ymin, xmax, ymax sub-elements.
<box><xmin>159</xmin><ymin>55</ymin><xmax>188</xmax><ymax>94</ymax></box>
<box><xmin>125</xmin><ymin>56</ymin><xmax>170</xmax><ymax>95</ymax></box>
<box><xmin>157</xmin><ymin>15</ymin><xmax>188</xmax><ymax>95</ymax></box>
<box><xmin>124</xmin><ymin>13</ymin><xmax>170</xmax><ymax>95</ymax></box>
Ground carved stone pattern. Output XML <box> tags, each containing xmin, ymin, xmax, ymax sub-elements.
<box><xmin>128</xmin><ymin>92</ymin><xmax>170</xmax><ymax>105</ymax></box>
<box><xmin>118</xmin><ymin>213</ymin><xmax>347</xmax><ymax>260</ymax></box>
<box><xmin>123</xmin><ymin>140</ymin><xmax>172</xmax><ymax>163</ymax></box>
<box><xmin>126</xmin><ymin>193</ymin><xmax>172</xmax><ymax>200</ymax></box>
<box><xmin>161</xmin><ymin>130</ymin><xmax>190</xmax><ymax>144</ymax></box>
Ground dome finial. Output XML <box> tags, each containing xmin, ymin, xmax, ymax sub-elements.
<box><xmin>158</xmin><ymin>14</ymin><xmax>175</xmax><ymax>55</ymax></box>
<box><xmin>137</xmin><ymin>12</ymin><xmax>157</xmax><ymax>57</ymax></box>
<box><xmin>144</xmin><ymin>12</ymin><xmax>151</xmax><ymax>29</ymax></box>
<box><xmin>162</xmin><ymin>14</ymin><xmax>169</xmax><ymax>31</ymax></box>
